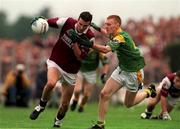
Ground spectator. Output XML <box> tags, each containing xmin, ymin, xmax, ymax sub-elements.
<box><xmin>1</xmin><ymin>64</ymin><xmax>31</xmax><ymax>107</ymax></box>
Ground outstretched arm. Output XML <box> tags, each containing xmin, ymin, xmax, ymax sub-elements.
<box><xmin>92</xmin><ymin>44</ymin><xmax>111</xmax><ymax>53</ymax></box>
<box><xmin>160</xmin><ymin>82</ymin><xmax>172</xmax><ymax>120</ymax></box>
<box><xmin>90</xmin><ymin>23</ymin><xmax>107</xmax><ymax>36</ymax></box>
<box><xmin>160</xmin><ymin>95</ymin><xmax>172</xmax><ymax>120</ymax></box>
<box><xmin>160</xmin><ymin>95</ymin><xmax>168</xmax><ymax>113</ymax></box>
<box><xmin>47</xmin><ymin>17</ymin><xmax>68</xmax><ymax>28</ymax></box>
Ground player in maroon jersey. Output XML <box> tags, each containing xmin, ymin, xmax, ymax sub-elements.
<box><xmin>29</xmin><ymin>11</ymin><xmax>95</xmax><ymax>127</ymax></box>
<box><xmin>141</xmin><ymin>71</ymin><xmax>180</xmax><ymax>120</ymax></box>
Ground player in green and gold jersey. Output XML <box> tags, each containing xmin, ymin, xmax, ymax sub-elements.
<box><xmin>87</xmin><ymin>15</ymin><xmax>157</xmax><ymax>129</ymax></box>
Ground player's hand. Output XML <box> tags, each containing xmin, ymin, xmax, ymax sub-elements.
<box><xmin>162</xmin><ymin>112</ymin><xmax>172</xmax><ymax>120</ymax></box>
<box><xmin>90</xmin><ymin>22</ymin><xmax>101</xmax><ymax>32</ymax></box>
<box><xmin>30</xmin><ymin>16</ymin><xmax>46</xmax><ymax>25</ymax></box>
<box><xmin>101</xmin><ymin>73</ymin><xmax>107</xmax><ymax>84</ymax></box>
<box><xmin>77</xmin><ymin>34</ymin><xmax>94</xmax><ymax>48</ymax></box>
<box><xmin>68</xmin><ymin>29</ymin><xmax>94</xmax><ymax>48</ymax></box>
<box><xmin>68</xmin><ymin>29</ymin><xmax>78</xmax><ymax>43</ymax></box>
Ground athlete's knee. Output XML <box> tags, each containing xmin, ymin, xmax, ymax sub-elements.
<box><xmin>100</xmin><ymin>91</ymin><xmax>110</xmax><ymax>100</ymax></box>
<box><xmin>46</xmin><ymin>80</ymin><xmax>56</xmax><ymax>89</ymax></box>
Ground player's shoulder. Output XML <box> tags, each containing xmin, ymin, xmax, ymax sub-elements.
<box><xmin>113</xmin><ymin>34</ymin><xmax>125</xmax><ymax>43</ymax></box>
<box><xmin>167</xmin><ymin>73</ymin><xmax>176</xmax><ymax>82</ymax></box>
<box><xmin>162</xmin><ymin>73</ymin><xmax>175</xmax><ymax>88</ymax></box>
<box><xmin>65</xmin><ymin>17</ymin><xmax>77</xmax><ymax>25</ymax></box>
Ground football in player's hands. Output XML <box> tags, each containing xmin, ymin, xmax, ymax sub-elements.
<box><xmin>31</xmin><ymin>17</ymin><xmax>49</xmax><ymax>34</ymax></box>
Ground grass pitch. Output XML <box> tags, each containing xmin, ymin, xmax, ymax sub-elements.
<box><xmin>0</xmin><ymin>103</ymin><xmax>179</xmax><ymax>129</ymax></box>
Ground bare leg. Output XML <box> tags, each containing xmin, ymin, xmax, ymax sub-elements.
<box><xmin>146</xmin><ymin>88</ymin><xmax>161</xmax><ymax>112</ymax></box>
<box><xmin>56</xmin><ymin>83</ymin><xmax>74</xmax><ymax>120</ymax></box>
<box><xmin>70</xmin><ymin>75</ymin><xmax>83</xmax><ymax>111</ymax></box>
<box><xmin>124</xmin><ymin>90</ymin><xmax>146</xmax><ymax>108</ymax></box>
<box><xmin>124</xmin><ymin>85</ymin><xmax>159</xmax><ymax>108</ymax></box>
<box><xmin>29</xmin><ymin>67</ymin><xmax>60</xmax><ymax>120</ymax></box>
<box><xmin>79</xmin><ymin>81</ymin><xmax>94</xmax><ymax>108</ymax></box>
<box><xmin>41</xmin><ymin>68</ymin><xmax>60</xmax><ymax>101</ymax></box>
<box><xmin>98</xmin><ymin>77</ymin><xmax>121</xmax><ymax>123</ymax></box>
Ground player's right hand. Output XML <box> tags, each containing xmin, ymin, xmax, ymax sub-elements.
<box><xmin>68</xmin><ymin>29</ymin><xmax>78</xmax><ymax>43</ymax></box>
<box><xmin>162</xmin><ymin>112</ymin><xmax>172</xmax><ymax>120</ymax></box>
<box><xmin>68</xmin><ymin>29</ymin><xmax>93</xmax><ymax>48</ymax></box>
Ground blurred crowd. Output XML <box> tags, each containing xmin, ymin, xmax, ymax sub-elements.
<box><xmin>0</xmin><ymin>16</ymin><xmax>179</xmax><ymax>106</ymax></box>
<box><xmin>123</xmin><ymin>16</ymin><xmax>180</xmax><ymax>83</ymax></box>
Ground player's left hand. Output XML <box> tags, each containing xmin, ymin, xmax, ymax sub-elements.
<box><xmin>30</xmin><ymin>16</ymin><xmax>46</xmax><ymax>25</ymax></box>
<box><xmin>162</xmin><ymin>112</ymin><xmax>172</xmax><ymax>120</ymax></box>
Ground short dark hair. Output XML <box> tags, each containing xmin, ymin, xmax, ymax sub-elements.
<box><xmin>79</xmin><ymin>11</ymin><xmax>92</xmax><ymax>22</ymax></box>
<box><xmin>107</xmin><ymin>15</ymin><xmax>121</xmax><ymax>26</ymax></box>
<box><xmin>176</xmin><ymin>70</ymin><xmax>180</xmax><ymax>78</ymax></box>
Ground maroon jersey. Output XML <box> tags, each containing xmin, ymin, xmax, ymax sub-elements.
<box><xmin>47</xmin><ymin>17</ymin><xmax>94</xmax><ymax>74</ymax></box>
<box><xmin>161</xmin><ymin>73</ymin><xmax>180</xmax><ymax>98</ymax></box>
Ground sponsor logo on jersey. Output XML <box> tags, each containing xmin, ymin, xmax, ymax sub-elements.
<box><xmin>61</xmin><ymin>33</ymin><xmax>73</xmax><ymax>48</ymax></box>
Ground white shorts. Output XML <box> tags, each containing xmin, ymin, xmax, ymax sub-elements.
<box><xmin>46</xmin><ymin>59</ymin><xmax>77</xmax><ymax>85</ymax></box>
<box><xmin>78</xmin><ymin>70</ymin><xmax>97</xmax><ymax>84</ymax></box>
<box><xmin>111</xmin><ymin>66</ymin><xmax>144</xmax><ymax>92</ymax></box>
<box><xmin>157</xmin><ymin>85</ymin><xmax>180</xmax><ymax>106</ymax></box>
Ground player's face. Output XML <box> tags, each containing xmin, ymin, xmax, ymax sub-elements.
<box><xmin>174</xmin><ymin>76</ymin><xmax>180</xmax><ymax>88</ymax></box>
<box><xmin>76</xmin><ymin>18</ymin><xmax>90</xmax><ymax>33</ymax></box>
<box><xmin>104</xmin><ymin>18</ymin><xmax>119</xmax><ymax>36</ymax></box>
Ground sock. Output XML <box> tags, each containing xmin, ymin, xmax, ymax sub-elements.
<box><xmin>73</xmin><ymin>100</ymin><xmax>78</xmax><ymax>104</ymax></box>
<box><xmin>145</xmin><ymin>109</ymin><xmax>152</xmax><ymax>114</ymax></box>
<box><xmin>57</xmin><ymin>113</ymin><xmax>65</xmax><ymax>120</ymax></box>
<box><xmin>40</xmin><ymin>99</ymin><xmax>47</xmax><ymax>107</ymax></box>
<box><xmin>97</xmin><ymin>121</ymin><xmax>105</xmax><ymax>127</ymax></box>
<box><xmin>147</xmin><ymin>105</ymin><xmax>154</xmax><ymax>113</ymax></box>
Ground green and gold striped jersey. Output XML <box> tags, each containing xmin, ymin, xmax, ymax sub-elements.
<box><xmin>107</xmin><ymin>28</ymin><xmax>145</xmax><ymax>72</ymax></box>
<box><xmin>80</xmin><ymin>49</ymin><xmax>108</xmax><ymax>72</ymax></box>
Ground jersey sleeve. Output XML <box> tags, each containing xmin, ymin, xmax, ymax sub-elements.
<box><xmin>160</xmin><ymin>77</ymin><xmax>171</xmax><ymax>97</ymax></box>
<box><xmin>107</xmin><ymin>34</ymin><xmax>125</xmax><ymax>51</ymax></box>
<box><xmin>47</xmin><ymin>17</ymin><xmax>68</xmax><ymax>29</ymax></box>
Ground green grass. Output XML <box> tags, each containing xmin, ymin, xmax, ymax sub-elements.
<box><xmin>0</xmin><ymin>103</ymin><xmax>179</xmax><ymax>129</ymax></box>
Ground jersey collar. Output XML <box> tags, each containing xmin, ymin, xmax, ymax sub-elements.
<box><xmin>74</xmin><ymin>23</ymin><xmax>89</xmax><ymax>35</ymax></box>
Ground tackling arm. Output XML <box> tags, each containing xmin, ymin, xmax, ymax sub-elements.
<box><xmin>90</xmin><ymin>23</ymin><xmax>107</xmax><ymax>35</ymax></box>
<box><xmin>92</xmin><ymin>44</ymin><xmax>111</xmax><ymax>53</ymax></box>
